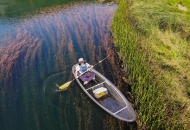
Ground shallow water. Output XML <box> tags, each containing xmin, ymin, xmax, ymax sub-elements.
<box><xmin>0</xmin><ymin>0</ymin><xmax>134</xmax><ymax>129</ymax></box>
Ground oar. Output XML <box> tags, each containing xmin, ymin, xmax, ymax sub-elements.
<box><xmin>58</xmin><ymin>56</ymin><xmax>108</xmax><ymax>91</ymax></box>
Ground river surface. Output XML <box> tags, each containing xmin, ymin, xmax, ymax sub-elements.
<box><xmin>0</xmin><ymin>0</ymin><xmax>134</xmax><ymax>129</ymax></box>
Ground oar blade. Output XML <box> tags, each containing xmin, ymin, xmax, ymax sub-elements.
<box><xmin>59</xmin><ymin>81</ymin><xmax>72</xmax><ymax>90</ymax></box>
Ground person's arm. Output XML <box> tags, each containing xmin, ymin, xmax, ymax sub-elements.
<box><xmin>86</xmin><ymin>63</ymin><xmax>93</xmax><ymax>68</ymax></box>
<box><xmin>75</xmin><ymin>65</ymin><xmax>80</xmax><ymax>78</ymax></box>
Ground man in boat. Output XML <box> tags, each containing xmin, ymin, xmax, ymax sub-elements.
<box><xmin>75</xmin><ymin>58</ymin><xmax>95</xmax><ymax>85</ymax></box>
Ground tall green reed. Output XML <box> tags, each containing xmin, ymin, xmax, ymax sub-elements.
<box><xmin>112</xmin><ymin>0</ymin><xmax>190</xmax><ymax>129</ymax></box>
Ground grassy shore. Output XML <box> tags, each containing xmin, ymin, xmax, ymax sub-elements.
<box><xmin>111</xmin><ymin>0</ymin><xmax>190</xmax><ymax>129</ymax></box>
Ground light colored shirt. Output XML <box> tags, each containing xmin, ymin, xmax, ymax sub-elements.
<box><xmin>75</xmin><ymin>63</ymin><xmax>90</xmax><ymax>76</ymax></box>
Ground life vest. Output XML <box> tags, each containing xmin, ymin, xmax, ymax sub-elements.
<box><xmin>80</xmin><ymin>64</ymin><xmax>88</xmax><ymax>72</ymax></box>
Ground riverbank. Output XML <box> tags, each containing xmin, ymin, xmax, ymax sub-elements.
<box><xmin>111</xmin><ymin>0</ymin><xmax>190</xmax><ymax>129</ymax></box>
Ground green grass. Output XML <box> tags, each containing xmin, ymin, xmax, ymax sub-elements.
<box><xmin>112</xmin><ymin>0</ymin><xmax>190</xmax><ymax>129</ymax></box>
<box><xmin>167</xmin><ymin>0</ymin><xmax>190</xmax><ymax>12</ymax></box>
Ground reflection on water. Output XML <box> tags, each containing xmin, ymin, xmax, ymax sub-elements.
<box><xmin>0</xmin><ymin>2</ymin><xmax>132</xmax><ymax>130</ymax></box>
<box><xmin>0</xmin><ymin>0</ymin><xmax>95</xmax><ymax>17</ymax></box>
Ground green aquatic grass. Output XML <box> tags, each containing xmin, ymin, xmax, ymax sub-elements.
<box><xmin>112</xmin><ymin>0</ymin><xmax>190</xmax><ymax>129</ymax></box>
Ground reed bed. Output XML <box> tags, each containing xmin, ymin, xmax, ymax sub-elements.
<box><xmin>112</xmin><ymin>0</ymin><xmax>190</xmax><ymax>129</ymax></box>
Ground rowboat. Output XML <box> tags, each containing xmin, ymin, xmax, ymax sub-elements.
<box><xmin>72</xmin><ymin>64</ymin><xmax>136</xmax><ymax>122</ymax></box>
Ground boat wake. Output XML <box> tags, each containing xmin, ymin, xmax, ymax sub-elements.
<box><xmin>42</xmin><ymin>71</ymin><xmax>73</xmax><ymax>108</ymax></box>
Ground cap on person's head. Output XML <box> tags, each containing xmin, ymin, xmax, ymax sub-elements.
<box><xmin>78</xmin><ymin>58</ymin><xmax>85</xmax><ymax>63</ymax></box>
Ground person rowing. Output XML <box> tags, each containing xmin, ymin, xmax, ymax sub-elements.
<box><xmin>57</xmin><ymin>56</ymin><xmax>108</xmax><ymax>91</ymax></box>
<box><xmin>74</xmin><ymin>58</ymin><xmax>95</xmax><ymax>85</ymax></box>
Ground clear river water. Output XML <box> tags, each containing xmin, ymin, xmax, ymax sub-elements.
<box><xmin>0</xmin><ymin>0</ymin><xmax>136</xmax><ymax>129</ymax></box>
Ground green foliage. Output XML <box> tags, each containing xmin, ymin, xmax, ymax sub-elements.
<box><xmin>129</xmin><ymin>1</ymin><xmax>190</xmax><ymax>39</ymax></box>
<box><xmin>112</xmin><ymin>0</ymin><xmax>190</xmax><ymax>129</ymax></box>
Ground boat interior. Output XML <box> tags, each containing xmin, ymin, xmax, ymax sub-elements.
<box><xmin>72</xmin><ymin>62</ymin><xmax>136</xmax><ymax>121</ymax></box>
<box><xmin>76</xmin><ymin>69</ymin><xmax>136</xmax><ymax>121</ymax></box>
<box><xmin>78</xmin><ymin>71</ymin><xmax>128</xmax><ymax>114</ymax></box>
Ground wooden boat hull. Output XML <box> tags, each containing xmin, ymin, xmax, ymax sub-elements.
<box><xmin>72</xmin><ymin>64</ymin><xmax>136</xmax><ymax>122</ymax></box>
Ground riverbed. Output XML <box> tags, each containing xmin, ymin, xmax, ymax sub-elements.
<box><xmin>0</xmin><ymin>0</ymin><xmax>134</xmax><ymax>129</ymax></box>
